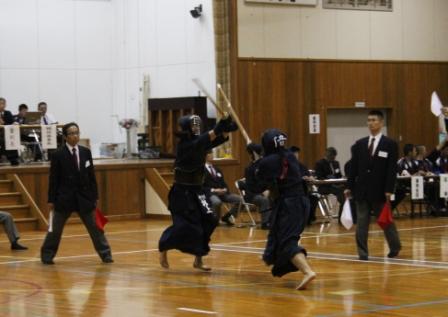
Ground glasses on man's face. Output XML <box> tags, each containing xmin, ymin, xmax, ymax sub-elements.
<box><xmin>67</xmin><ymin>132</ymin><xmax>80</xmax><ymax>136</ymax></box>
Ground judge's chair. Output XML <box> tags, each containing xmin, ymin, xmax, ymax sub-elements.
<box><xmin>234</xmin><ymin>179</ymin><xmax>258</xmax><ymax>228</ymax></box>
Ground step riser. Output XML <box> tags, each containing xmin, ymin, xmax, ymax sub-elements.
<box><xmin>15</xmin><ymin>220</ymin><xmax>39</xmax><ymax>232</ymax></box>
<box><xmin>5</xmin><ymin>208</ymin><xmax>30</xmax><ymax>218</ymax></box>
<box><xmin>0</xmin><ymin>183</ymin><xmax>13</xmax><ymax>192</ymax></box>
<box><xmin>0</xmin><ymin>196</ymin><xmax>22</xmax><ymax>205</ymax></box>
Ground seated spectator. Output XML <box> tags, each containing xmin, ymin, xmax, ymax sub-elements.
<box><xmin>415</xmin><ymin>145</ymin><xmax>434</xmax><ymax>175</ymax></box>
<box><xmin>0</xmin><ymin>97</ymin><xmax>19</xmax><ymax>166</ymax></box>
<box><xmin>397</xmin><ymin>144</ymin><xmax>419</xmax><ymax>176</ymax></box>
<box><xmin>420</xmin><ymin>140</ymin><xmax>448</xmax><ymax>215</ymax></box>
<box><xmin>392</xmin><ymin>144</ymin><xmax>419</xmax><ymax>210</ymax></box>
<box><xmin>245</xmin><ymin>143</ymin><xmax>271</xmax><ymax>229</ymax></box>
<box><xmin>0</xmin><ymin>211</ymin><xmax>28</xmax><ymax>250</ymax></box>
<box><xmin>13</xmin><ymin>104</ymin><xmax>28</xmax><ymax>124</ymax></box>
<box><xmin>290</xmin><ymin>146</ymin><xmax>319</xmax><ymax>225</ymax></box>
<box><xmin>433</xmin><ymin>146</ymin><xmax>448</xmax><ymax>174</ymax></box>
<box><xmin>314</xmin><ymin>147</ymin><xmax>344</xmax><ymax>219</ymax></box>
<box><xmin>204</xmin><ymin>151</ymin><xmax>242</xmax><ymax>226</ymax></box>
<box><xmin>38</xmin><ymin>101</ymin><xmax>57</xmax><ymax>125</ymax></box>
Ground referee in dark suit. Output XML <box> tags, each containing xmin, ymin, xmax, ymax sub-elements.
<box><xmin>41</xmin><ymin>122</ymin><xmax>113</xmax><ymax>264</ymax></box>
<box><xmin>345</xmin><ymin>110</ymin><xmax>401</xmax><ymax>261</ymax></box>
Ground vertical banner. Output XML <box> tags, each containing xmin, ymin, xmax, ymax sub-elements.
<box><xmin>41</xmin><ymin>124</ymin><xmax>57</xmax><ymax>149</ymax></box>
<box><xmin>4</xmin><ymin>125</ymin><xmax>21</xmax><ymax>150</ymax></box>
<box><xmin>440</xmin><ymin>174</ymin><xmax>448</xmax><ymax>198</ymax></box>
<box><xmin>411</xmin><ymin>176</ymin><xmax>424</xmax><ymax>200</ymax></box>
<box><xmin>309</xmin><ymin>114</ymin><xmax>320</xmax><ymax>134</ymax></box>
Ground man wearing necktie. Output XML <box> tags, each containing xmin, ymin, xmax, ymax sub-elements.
<box><xmin>203</xmin><ymin>151</ymin><xmax>242</xmax><ymax>225</ymax></box>
<box><xmin>38</xmin><ymin>101</ymin><xmax>57</xmax><ymax>125</ymax></box>
<box><xmin>40</xmin><ymin>122</ymin><xmax>113</xmax><ymax>265</ymax></box>
<box><xmin>345</xmin><ymin>110</ymin><xmax>401</xmax><ymax>261</ymax></box>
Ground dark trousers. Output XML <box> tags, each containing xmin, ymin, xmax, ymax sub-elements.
<box><xmin>355</xmin><ymin>200</ymin><xmax>401</xmax><ymax>258</ymax></box>
<box><xmin>41</xmin><ymin>210</ymin><xmax>112</xmax><ymax>261</ymax></box>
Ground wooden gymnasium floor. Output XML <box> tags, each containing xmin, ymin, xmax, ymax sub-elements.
<box><xmin>1</xmin><ymin>217</ymin><xmax>448</xmax><ymax>317</ymax></box>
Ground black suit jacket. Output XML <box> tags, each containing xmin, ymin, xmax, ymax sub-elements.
<box><xmin>314</xmin><ymin>158</ymin><xmax>342</xmax><ymax>179</ymax></box>
<box><xmin>203</xmin><ymin>165</ymin><xmax>228</xmax><ymax>196</ymax></box>
<box><xmin>347</xmin><ymin>135</ymin><xmax>398</xmax><ymax>203</ymax></box>
<box><xmin>1</xmin><ymin>110</ymin><xmax>14</xmax><ymax>125</ymax></box>
<box><xmin>48</xmin><ymin>145</ymin><xmax>98</xmax><ymax>213</ymax></box>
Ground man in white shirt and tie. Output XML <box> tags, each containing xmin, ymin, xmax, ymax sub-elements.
<box><xmin>345</xmin><ymin>110</ymin><xmax>401</xmax><ymax>261</ymax></box>
<box><xmin>38</xmin><ymin>101</ymin><xmax>57</xmax><ymax>125</ymax></box>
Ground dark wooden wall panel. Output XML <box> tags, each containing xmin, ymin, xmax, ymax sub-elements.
<box><xmin>234</xmin><ymin>59</ymin><xmax>448</xmax><ymax>170</ymax></box>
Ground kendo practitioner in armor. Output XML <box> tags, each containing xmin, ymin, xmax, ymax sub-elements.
<box><xmin>158</xmin><ymin>114</ymin><xmax>238</xmax><ymax>271</ymax></box>
<box><xmin>256</xmin><ymin>129</ymin><xmax>316</xmax><ymax>290</ymax></box>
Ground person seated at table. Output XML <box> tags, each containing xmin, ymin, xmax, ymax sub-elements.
<box><xmin>0</xmin><ymin>97</ymin><xmax>19</xmax><ymax>166</ymax></box>
<box><xmin>392</xmin><ymin>144</ymin><xmax>419</xmax><ymax>210</ymax></box>
<box><xmin>13</xmin><ymin>104</ymin><xmax>28</xmax><ymax>124</ymax></box>
<box><xmin>38</xmin><ymin>101</ymin><xmax>58</xmax><ymax>125</ymax></box>
<box><xmin>314</xmin><ymin>147</ymin><xmax>344</xmax><ymax>219</ymax></box>
<box><xmin>415</xmin><ymin>145</ymin><xmax>434</xmax><ymax>175</ymax></box>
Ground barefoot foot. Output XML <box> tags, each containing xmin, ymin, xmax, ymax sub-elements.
<box><xmin>159</xmin><ymin>251</ymin><xmax>169</xmax><ymax>269</ymax></box>
<box><xmin>193</xmin><ymin>256</ymin><xmax>212</xmax><ymax>272</ymax></box>
<box><xmin>296</xmin><ymin>272</ymin><xmax>316</xmax><ymax>290</ymax></box>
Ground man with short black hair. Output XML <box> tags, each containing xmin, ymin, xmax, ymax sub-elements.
<box><xmin>345</xmin><ymin>110</ymin><xmax>401</xmax><ymax>261</ymax></box>
<box><xmin>13</xmin><ymin>104</ymin><xmax>28</xmax><ymax>124</ymax></box>
<box><xmin>38</xmin><ymin>101</ymin><xmax>57</xmax><ymax>125</ymax></box>
<box><xmin>40</xmin><ymin>122</ymin><xmax>113</xmax><ymax>265</ymax></box>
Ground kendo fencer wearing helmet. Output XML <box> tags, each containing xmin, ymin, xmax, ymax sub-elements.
<box><xmin>158</xmin><ymin>114</ymin><xmax>238</xmax><ymax>271</ymax></box>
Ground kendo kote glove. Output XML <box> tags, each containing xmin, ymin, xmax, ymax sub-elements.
<box><xmin>213</xmin><ymin>115</ymin><xmax>232</xmax><ymax>135</ymax></box>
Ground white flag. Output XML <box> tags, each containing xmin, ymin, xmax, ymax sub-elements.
<box><xmin>41</xmin><ymin>124</ymin><xmax>57</xmax><ymax>149</ymax></box>
<box><xmin>4</xmin><ymin>125</ymin><xmax>21</xmax><ymax>150</ymax></box>
<box><xmin>340</xmin><ymin>199</ymin><xmax>353</xmax><ymax>230</ymax></box>
<box><xmin>431</xmin><ymin>91</ymin><xmax>443</xmax><ymax>117</ymax></box>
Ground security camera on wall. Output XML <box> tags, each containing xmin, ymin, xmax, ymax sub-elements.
<box><xmin>190</xmin><ymin>4</ymin><xmax>202</xmax><ymax>18</ymax></box>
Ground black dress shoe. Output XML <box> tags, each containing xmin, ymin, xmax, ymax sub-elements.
<box><xmin>10</xmin><ymin>160</ymin><xmax>19</xmax><ymax>166</ymax></box>
<box><xmin>387</xmin><ymin>250</ymin><xmax>400</xmax><ymax>258</ymax></box>
<box><xmin>42</xmin><ymin>259</ymin><xmax>55</xmax><ymax>265</ymax></box>
<box><xmin>11</xmin><ymin>242</ymin><xmax>28</xmax><ymax>250</ymax></box>
<box><xmin>102</xmin><ymin>257</ymin><xmax>114</xmax><ymax>264</ymax></box>
<box><xmin>359</xmin><ymin>255</ymin><xmax>369</xmax><ymax>261</ymax></box>
<box><xmin>221</xmin><ymin>213</ymin><xmax>235</xmax><ymax>226</ymax></box>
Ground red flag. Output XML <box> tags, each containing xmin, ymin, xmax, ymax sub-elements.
<box><xmin>377</xmin><ymin>201</ymin><xmax>393</xmax><ymax>229</ymax></box>
<box><xmin>95</xmin><ymin>208</ymin><xmax>109</xmax><ymax>231</ymax></box>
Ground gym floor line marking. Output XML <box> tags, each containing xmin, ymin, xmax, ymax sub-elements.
<box><xmin>177</xmin><ymin>307</ymin><xmax>217</xmax><ymax>315</ymax></box>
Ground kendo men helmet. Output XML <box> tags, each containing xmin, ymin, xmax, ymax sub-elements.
<box><xmin>261</xmin><ymin>128</ymin><xmax>288</xmax><ymax>155</ymax></box>
<box><xmin>178</xmin><ymin>115</ymin><xmax>202</xmax><ymax>136</ymax></box>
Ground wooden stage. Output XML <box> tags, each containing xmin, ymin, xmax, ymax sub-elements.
<box><xmin>1</xmin><ymin>217</ymin><xmax>448</xmax><ymax>316</ymax></box>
